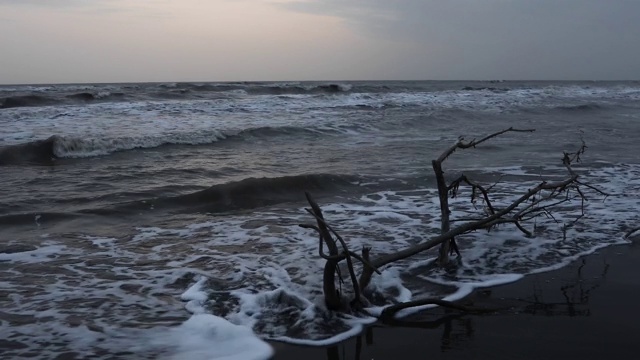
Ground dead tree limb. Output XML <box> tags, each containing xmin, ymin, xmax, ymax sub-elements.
<box><xmin>379</xmin><ymin>298</ymin><xmax>492</xmax><ymax>323</ymax></box>
<box><xmin>299</xmin><ymin>130</ymin><xmax>608</xmax><ymax>317</ymax></box>
<box><xmin>304</xmin><ymin>193</ymin><xmax>342</xmax><ymax>310</ymax></box>
<box><xmin>302</xmin><ymin>192</ymin><xmax>384</xmax><ymax>310</ymax></box>
<box><xmin>359</xmin><ymin>149</ymin><xmax>586</xmax><ymax>291</ymax></box>
<box><xmin>432</xmin><ymin>127</ymin><xmax>535</xmax><ymax>264</ymax></box>
<box><xmin>625</xmin><ymin>227</ymin><xmax>640</xmax><ymax>239</ymax></box>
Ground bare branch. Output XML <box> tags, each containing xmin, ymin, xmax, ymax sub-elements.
<box><xmin>304</xmin><ymin>193</ymin><xmax>342</xmax><ymax>310</ymax></box>
<box><xmin>365</xmin><ymin>176</ymin><xmax>579</xmax><ymax>274</ymax></box>
<box><xmin>514</xmin><ymin>221</ymin><xmax>533</xmax><ymax>237</ymax></box>
<box><xmin>299</xmin><ymin>134</ymin><xmax>609</xmax><ymax>314</ymax></box>
<box><xmin>379</xmin><ymin>298</ymin><xmax>491</xmax><ymax>322</ymax></box>
<box><xmin>299</xmin><ymin>224</ymin><xmax>344</xmax><ymax>261</ymax></box>
<box><xmin>303</xmin><ymin>210</ymin><xmax>380</xmax><ymax>273</ymax></box>
<box><xmin>433</xmin><ymin>127</ymin><xmax>534</xmax><ymax>264</ymax></box>
<box><xmin>437</xmin><ymin>127</ymin><xmax>536</xmax><ymax>163</ymax></box>
<box><xmin>479</xmin><ymin>218</ymin><xmax>533</xmax><ymax>237</ymax></box>
<box><xmin>448</xmin><ymin>174</ymin><xmax>497</xmax><ymax>215</ymax></box>
<box><xmin>575</xmin><ymin>180</ymin><xmax>611</xmax><ymax>198</ymax></box>
<box><xmin>625</xmin><ymin>227</ymin><xmax>640</xmax><ymax>239</ymax></box>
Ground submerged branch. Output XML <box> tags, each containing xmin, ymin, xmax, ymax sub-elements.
<box><xmin>625</xmin><ymin>227</ymin><xmax>640</xmax><ymax>239</ymax></box>
<box><xmin>379</xmin><ymin>298</ymin><xmax>492</xmax><ymax>323</ymax></box>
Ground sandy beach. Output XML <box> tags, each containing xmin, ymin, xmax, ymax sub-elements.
<box><xmin>273</xmin><ymin>238</ymin><xmax>640</xmax><ymax>359</ymax></box>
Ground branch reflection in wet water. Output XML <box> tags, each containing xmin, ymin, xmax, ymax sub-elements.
<box><xmin>321</xmin><ymin>254</ymin><xmax>609</xmax><ymax>360</ymax></box>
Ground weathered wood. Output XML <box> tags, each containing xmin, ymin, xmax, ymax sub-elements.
<box><xmin>431</xmin><ymin>128</ymin><xmax>534</xmax><ymax>264</ymax></box>
<box><xmin>379</xmin><ymin>298</ymin><xmax>491</xmax><ymax>323</ymax></box>
<box><xmin>358</xmin><ymin>161</ymin><xmax>585</xmax><ymax>290</ymax></box>
<box><xmin>432</xmin><ymin>159</ymin><xmax>452</xmax><ymax>265</ymax></box>
<box><xmin>625</xmin><ymin>227</ymin><xmax>640</xmax><ymax>239</ymax></box>
<box><xmin>299</xmin><ymin>130</ymin><xmax>609</xmax><ymax>318</ymax></box>
<box><xmin>304</xmin><ymin>192</ymin><xmax>342</xmax><ymax>310</ymax></box>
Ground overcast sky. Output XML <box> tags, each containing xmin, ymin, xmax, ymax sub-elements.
<box><xmin>1</xmin><ymin>0</ymin><xmax>639</xmax><ymax>84</ymax></box>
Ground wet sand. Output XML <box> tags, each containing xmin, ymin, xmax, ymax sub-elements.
<box><xmin>272</xmin><ymin>238</ymin><xmax>640</xmax><ymax>359</ymax></box>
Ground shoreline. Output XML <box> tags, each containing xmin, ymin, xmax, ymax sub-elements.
<box><xmin>272</xmin><ymin>238</ymin><xmax>639</xmax><ymax>359</ymax></box>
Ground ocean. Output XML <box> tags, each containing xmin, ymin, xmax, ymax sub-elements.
<box><xmin>1</xmin><ymin>80</ymin><xmax>639</xmax><ymax>359</ymax></box>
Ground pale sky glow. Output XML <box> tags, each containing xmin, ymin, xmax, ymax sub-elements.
<box><xmin>1</xmin><ymin>0</ymin><xmax>639</xmax><ymax>84</ymax></box>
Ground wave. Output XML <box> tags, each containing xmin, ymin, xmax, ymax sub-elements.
<box><xmin>461</xmin><ymin>86</ymin><xmax>510</xmax><ymax>92</ymax></box>
<box><xmin>553</xmin><ymin>103</ymin><xmax>605</xmax><ymax>112</ymax></box>
<box><xmin>0</xmin><ymin>136</ymin><xmax>58</xmax><ymax>165</ymax></box>
<box><xmin>0</xmin><ymin>212</ymin><xmax>78</xmax><ymax>226</ymax></box>
<box><xmin>237</xmin><ymin>125</ymin><xmax>331</xmax><ymax>139</ymax></box>
<box><xmin>1</xmin><ymin>92</ymin><xmax>127</xmax><ymax>109</ymax></box>
<box><xmin>159</xmin><ymin>173</ymin><xmax>364</xmax><ymax>213</ymax></box>
<box><xmin>0</xmin><ymin>83</ymin><xmax>354</xmax><ymax>109</ymax></box>
<box><xmin>0</xmin><ymin>173</ymin><xmax>359</xmax><ymax>221</ymax></box>
<box><xmin>175</xmin><ymin>82</ymin><xmax>354</xmax><ymax>96</ymax></box>
<box><xmin>0</xmin><ymin>126</ymin><xmax>332</xmax><ymax>164</ymax></box>
<box><xmin>0</xmin><ymin>95</ymin><xmax>58</xmax><ymax>109</ymax></box>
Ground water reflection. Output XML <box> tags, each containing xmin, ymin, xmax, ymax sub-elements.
<box><xmin>322</xmin><ymin>254</ymin><xmax>610</xmax><ymax>360</ymax></box>
<box><xmin>520</xmin><ymin>257</ymin><xmax>609</xmax><ymax>317</ymax></box>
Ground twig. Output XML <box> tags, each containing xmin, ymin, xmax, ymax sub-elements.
<box><xmin>437</xmin><ymin>127</ymin><xmax>536</xmax><ymax>163</ymax></box>
<box><xmin>303</xmin><ymin>212</ymin><xmax>381</xmax><ymax>275</ymax></box>
<box><xmin>379</xmin><ymin>298</ymin><xmax>493</xmax><ymax>322</ymax></box>
<box><xmin>575</xmin><ymin>180</ymin><xmax>611</xmax><ymax>198</ymax></box>
<box><xmin>625</xmin><ymin>227</ymin><xmax>640</xmax><ymax>239</ymax></box>
<box><xmin>305</xmin><ymin>207</ymin><xmax>363</xmax><ymax>304</ymax></box>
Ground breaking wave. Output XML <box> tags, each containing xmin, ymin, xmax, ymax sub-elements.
<box><xmin>175</xmin><ymin>82</ymin><xmax>353</xmax><ymax>95</ymax></box>
<box><xmin>0</xmin><ymin>173</ymin><xmax>370</xmax><ymax>224</ymax></box>
<box><xmin>0</xmin><ymin>136</ymin><xmax>58</xmax><ymax>165</ymax></box>
<box><xmin>0</xmin><ymin>126</ymin><xmax>333</xmax><ymax>164</ymax></box>
<box><xmin>0</xmin><ymin>83</ymin><xmax>355</xmax><ymax>109</ymax></box>
<box><xmin>1</xmin><ymin>92</ymin><xmax>126</xmax><ymax>109</ymax></box>
<box><xmin>1</xmin><ymin>95</ymin><xmax>58</xmax><ymax>109</ymax></box>
<box><xmin>159</xmin><ymin>173</ymin><xmax>366</xmax><ymax>213</ymax></box>
<box><xmin>553</xmin><ymin>103</ymin><xmax>605</xmax><ymax>112</ymax></box>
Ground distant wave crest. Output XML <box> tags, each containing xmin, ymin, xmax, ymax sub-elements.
<box><xmin>1</xmin><ymin>95</ymin><xmax>58</xmax><ymax>109</ymax></box>
<box><xmin>0</xmin><ymin>83</ymin><xmax>355</xmax><ymax>109</ymax></box>
<box><xmin>553</xmin><ymin>103</ymin><xmax>605</xmax><ymax>112</ymax></box>
<box><xmin>180</xmin><ymin>82</ymin><xmax>353</xmax><ymax>95</ymax></box>
<box><xmin>1</xmin><ymin>92</ymin><xmax>126</xmax><ymax>109</ymax></box>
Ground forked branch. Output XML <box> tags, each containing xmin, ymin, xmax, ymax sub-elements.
<box><xmin>297</xmin><ymin>130</ymin><xmax>610</xmax><ymax>321</ymax></box>
<box><xmin>436</xmin><ymin>127</ymin><xmax>535</xmax><ymax>163</ymax></box>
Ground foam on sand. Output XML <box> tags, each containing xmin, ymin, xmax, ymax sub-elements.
<box><xmin>1</xmin><ymin>163</ymin><xmax>637</xmax><ymax>357</ymax></box>
<box><xmin>162</xmin><ymin>314</ymin><xmax>273</xmax><ymax>360</ymax></box>
<box><xmin>168</xmin><ymin>163</ymin><xmax>638</xmax><ymax>345</ymax></box>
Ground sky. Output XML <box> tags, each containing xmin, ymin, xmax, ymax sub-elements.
<box><xmin>1</xmin><ymin>0</ymin><xmax>639</xmax><ymax>84</ymax></box>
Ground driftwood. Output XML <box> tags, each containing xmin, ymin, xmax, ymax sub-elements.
<box><xmin>432</xmin><ymin>127</ymin><xmax>535</xmax><ymax>264</ymax></box>
<box><xmin>625</xmin><ymin>227</ymin><xmax>640</xmax><ymax>239</ymax></box>
<box><xmin>299</xmin><ymin>128</ymin><xmax>609</xmax><ymax>319</ymax></box>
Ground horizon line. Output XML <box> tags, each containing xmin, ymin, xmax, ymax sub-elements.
<box><xmin>2</xmin><ymin>79</ymin><xmax>639</xmax><ymax>86</ymax></box>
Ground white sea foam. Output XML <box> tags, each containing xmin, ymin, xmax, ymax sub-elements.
<box><xmin>159</xmin><ymin>314</ymin><xmax>273</xmax><ymax>360</ymax></box>
<box><xmin>192</xmin><ymin>164</ymin><xmax>635</xmax><ymax>342</ymax></box>
<box><xmin>181</xmin><ymin>277</ymin><xmax>209</xmax><ymax>314</ymax></box>
<box><xmin>0</xmin><ymin>242</ymin><xmax>77</xmax><ymax>263</ymax></box>
<box><xmin>52</xmin><ymin>130</ymin><xmax>229</xmax><ymax>157</ymax></box>
<box><xmin>0</xmin><ymin>163</ymin><xmax>637</xmax><ymax>358</ymax></box>
<box><xmin>2</xmin><ymin>83</ymin><xmax>639</xmax><ymax>157</ymax></box>
<box><xmin>115</xmin><ymin>163</ymin><xmax>628</xmax><ymax>346</ymax></box>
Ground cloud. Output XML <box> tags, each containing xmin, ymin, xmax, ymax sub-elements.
<box><xmin>0</xmin><ymin>0</ymin><xmax>170</xmax><ymax>18</ymax></box>
<box><xmin>281</xmin><ymin>0</ymin><xmax>640</xmax><ymax>40</ymax></box>
<box><xmin>0</xmin><ymin>0</ymin><xmax>98</xmax><ymax>7</ymax></box>
<box><xmin>280</xmin><ymin>0</ymin><xmax>640</xmax><ymax>79</ymax></box>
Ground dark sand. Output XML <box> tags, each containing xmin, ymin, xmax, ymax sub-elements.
<box><xmin>272</xmin><ymin>239</ymin><xmax>640</xmax><ymax>359</ymax></box>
